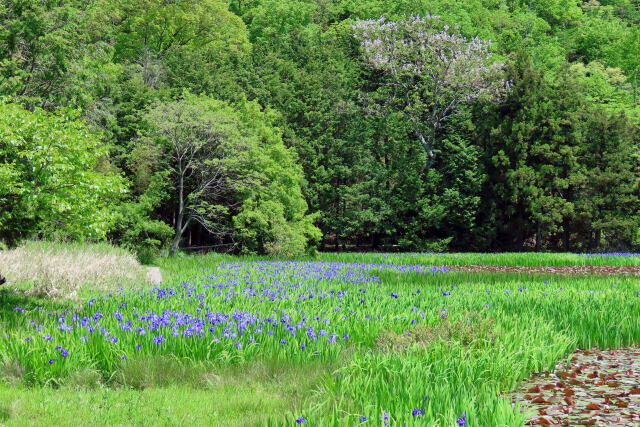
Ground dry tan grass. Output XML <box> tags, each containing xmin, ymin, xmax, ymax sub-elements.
<box><xmin>375</xmin><ymin>311</ymin><xmax>497</xmax><ymax>353</ymax></box>
<box><xmin>0</xmin><ymin>241</ymin><xmax>148</xmax><ymax>299</ymax></box>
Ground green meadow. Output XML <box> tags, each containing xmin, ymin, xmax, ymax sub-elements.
<box><xmin>1</xmin><ymin>243</ymin><xmax>638</xmax><ymax>425</ymax></box>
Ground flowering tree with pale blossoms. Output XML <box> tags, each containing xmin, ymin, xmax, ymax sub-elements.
<box><xmin>353</xmin><ymin>15</ymin><xmax>508</xmax><ymax>167</ymax></box>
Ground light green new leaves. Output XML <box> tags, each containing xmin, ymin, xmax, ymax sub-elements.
<box><xmin>0</xmin><ymin>103</ymin><xmax>126</xmax><ymax>245</ymax></box>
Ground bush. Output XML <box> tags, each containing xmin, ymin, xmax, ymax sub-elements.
<box><xmin>134</xmin><ymin>243</ymin><xmax>159</xmax><ymax>265</ymax></box>
<box><xmin>0</xmin><ymin>103</ymin><xmax>125</xmax><ymax>246</ymax></box>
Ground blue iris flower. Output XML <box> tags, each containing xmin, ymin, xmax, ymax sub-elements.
<box><xmin>457</xmin><ymin>412</ymin><xmax>467</xmax><ymax>426</ymax></box>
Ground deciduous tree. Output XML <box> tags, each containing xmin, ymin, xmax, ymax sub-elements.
<box><xmin>0</xmin><ymin>103</ymin><xmax>125</xmax><ymax>246</ymax></box>
<box><xmin>353</xmin><ymin>15</ymin><xmax>507</xmax><ymax>166</ymax></box>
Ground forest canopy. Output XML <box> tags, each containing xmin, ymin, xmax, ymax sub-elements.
<box><xmin>0</xmin><ymin>0</ymin><xmax>638</xmax><ymax>255</ymax></box>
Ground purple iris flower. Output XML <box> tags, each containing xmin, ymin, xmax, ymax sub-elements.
<box><xmin>457</xmin><ymin>412</ymin><xmax>467</xmax><ymax>426</ymax></box>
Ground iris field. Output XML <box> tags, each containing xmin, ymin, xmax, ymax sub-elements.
<box><xmin>1</xmin><ymin>251</ymin><xmax>639</xmax><ymax>425</ymax></box>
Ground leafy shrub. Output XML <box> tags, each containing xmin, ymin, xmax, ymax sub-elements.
<box><xmin>0</xmin><ymin>103</ymin><xmax>125</xmax><ymax>247</ymax></box>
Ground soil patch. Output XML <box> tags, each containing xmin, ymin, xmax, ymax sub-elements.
<box><xmin>511</xmin><ymin>348</ymin><xmax>640</xmax><ymax>426</ymax></box>
<box><xmin>448</xmin><ymin>265</ymin><xmax>640</xmax><ymax>276</ymax></box>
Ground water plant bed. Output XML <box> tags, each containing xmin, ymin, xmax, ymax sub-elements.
<box><xmin>513</xmin><ymin>348</ymin><xmax>640</xmax><ymax>426</ymax></box>
<box><xmin>450</xmin><ymin>265</ymin><xmax>640</xmax><ymax>276</ymax></box>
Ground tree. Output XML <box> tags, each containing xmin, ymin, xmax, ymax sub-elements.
<box><xmin>107</xmin><ymin>170</ymin><xmax>174</xmax><ymax>262</ymax></box>
<box><xmin>575</xmin><ymin>108</ymin><xmax>639</xmax><ymax>249</ymax></box>
<box><xmin>352</xmin><ymin>15</ymin><xmax>507</xmax><ymax>167</ymax></box>
<box><xmin>142</xmin><ymin>92</ymin><xmax>319</xmax><ymax>256</ymax></box>
<box><xmin>0</xmin><ymin>102</ymin><xmax>125</xmax><ymax>246</ymax></box>
<box><xmin>143</xmin><ymin>93</ymin><xmax>252</xmax><ymax>256</ymax></box>
<box><xmin>619</xmin><ymin>27</ymin><xmax>640</xmax><ymax>107</ymax></box>
<box><xmin>477</xmin><ymin>55</ymin><xmax>586</xmax><ymax>251</ymax></box>
<box><xmin>230</xmin><ymin>100</ymin><xmax>321</xmax><ymax>256</ymax></box>
<box><xmin>0</xmin><ymin>0</ymin><xmax>87</xmax><ymax>108</ymax></box>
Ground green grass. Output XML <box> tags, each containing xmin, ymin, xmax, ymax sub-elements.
<box><xmin>156</xmin><ymin>252</ymin><xmax>239</xmax><ymax>283</ymax></box>
<box><xmin>156</xmin><ymin>251</ymin><xmax>640</xmax><ymax>284</ymax></box>
<box><xmin>0</xmin><ymin>366</ymin><xmax>320</xmax><ymax>426</ymax></box>
<box><xmin>313</xmin><ymin>251</ymin><xmax>640</xmax><ymax>266</ymax></box>
<box><xmin>2</xmin><ymin>248</ymin><xmax>640</xmax><ymax>425</ymax></box>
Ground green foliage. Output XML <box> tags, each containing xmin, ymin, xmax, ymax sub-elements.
<box><xmin>1</xmin><ymin>0</ymin><xmax>639</xmax><ymax>251</ymax></box>
<box><xmin>228</xmin><ymin>99</ymin><xmax>322</xmax><ymax>255</ymax></box>
<box><xmin>0</xmin><ymin>103</ymin><xmax>125</xmax><ymax>246</ymax></box>
<box><xmin>478</xmin><ymin>53</ymin><xmax>639</xmax><ymax>251</ymax></box>
<box><xmin>0</xmin><ymin>0</ymin><xmax>87</xmax><ymax>107</ymax></box>
<box><xmin>142</xmin><ymin>92</ymin><xmax>319</xmax><ymax>256</ymax></box>
<box><xmin>107</xmin><ymin>171</ymin><xmax>174</xmax><ymax>263</ymax></box>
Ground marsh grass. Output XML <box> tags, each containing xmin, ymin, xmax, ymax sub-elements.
<box><xmin>0</xmin><ymin>241</ymin><xmax>147</xmax><ymax>299</ymax></box>
<box><xmin>3</xmin><ymin>251</ymin><xmax>640</xmax><ymax>425</ymax></box>
<box><xmin>317</xmin><ymin>251</ymin><xmax>640</xmax><ymax>266</ymax></box>
<box><xmin>66</xmin><ymin>367</ymin><xmax>103</xmax><ymax>390</ymax></box>
<box><xmin>0</xmin><ymin>358</ymin><xmax>24</xmax><ymax>385</ymax></box>
<box><xmin>156</xmin><ymin>251</ymin><xmax>640</xmax><ymax>287</ymax></box>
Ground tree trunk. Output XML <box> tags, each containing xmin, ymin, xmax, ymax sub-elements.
<box><xmin>415</xmin><ymin>125</ymin><xmax>435</xmax><ymax>169</ymax></box>
<box><xmin>633</xmin><ymin>72</ymin><xmax>637</xmax><ymax>106</ymax></box>
<box><xmin>593</xmin><ymin>229</ymin><xmax>601</xmax><ymax>251</ymax></box>
<box><xmin>169</xmin><ymin>173</ymin><xmax>185</xmax><ymax>257</ymax></box>
<box><xmin>535</xmin><ymin>222</ymin><xmax>542</xmax><ymax>252</ymax></box>
<box><xmin>169</xmin><ymin>228</ymin><xmax>181</xmax><ymax>256</ymax></box>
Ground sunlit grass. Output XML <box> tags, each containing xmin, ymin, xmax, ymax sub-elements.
<box><xmin>0</xmin><ymin>241</ymin><xmax>146</xmax><ymax>300</ymax></box>
<box><xmin>315</xmin><ymin>251</ymin><xmax>640</xmax><ymax>266</ymax></box>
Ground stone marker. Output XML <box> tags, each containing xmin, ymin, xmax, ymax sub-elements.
<box><xmin>146</xmin><ymin>267</ymin><xmax>162</xmax><ymax>285</ymax></box>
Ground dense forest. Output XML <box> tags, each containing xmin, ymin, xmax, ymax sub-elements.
<box><xmin>1</xmin><ymin>0</ymin><xmax>639</xmax><ymax>257</ymax></box>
